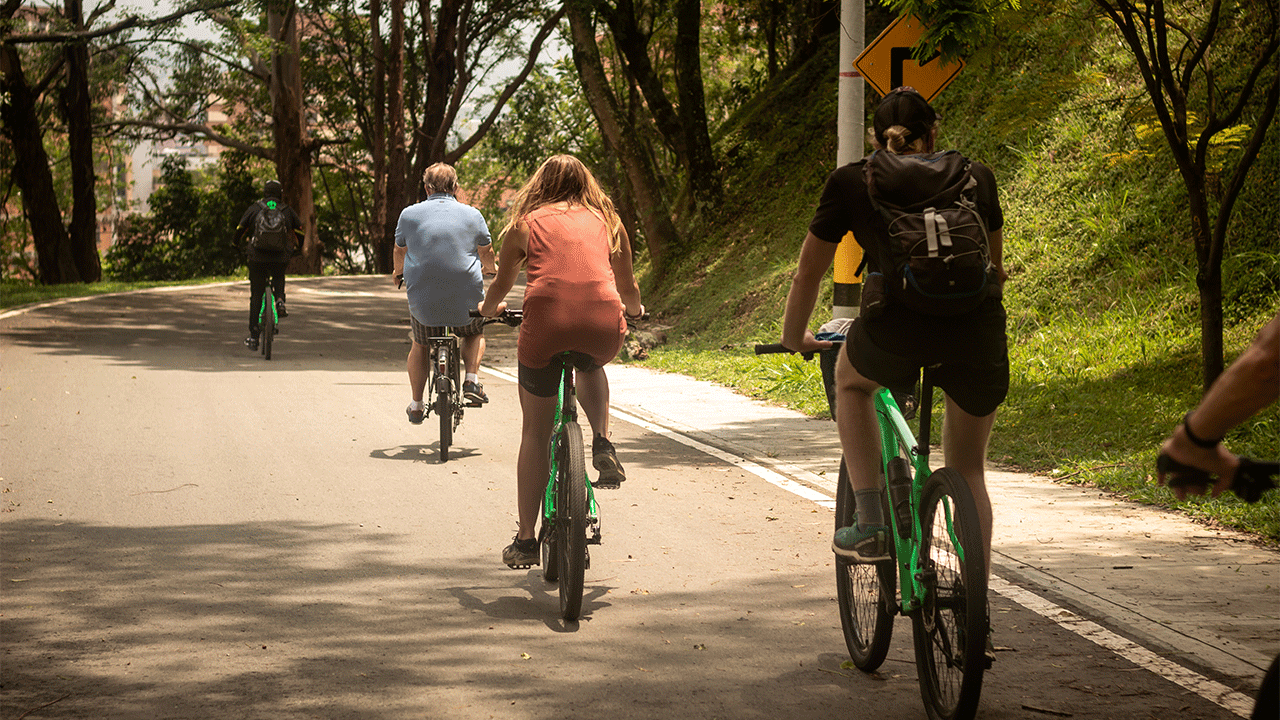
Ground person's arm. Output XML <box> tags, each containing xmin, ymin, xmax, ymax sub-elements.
<box><xmin>478</xmin><ymin>242</ymin><xmax>498</xmax><ymax>277</ymax></box>
<box><xmin>609</xmin><ymin>228</ymin><xmax>644</xmax><ymax>318</ymax></box>
<box><xmin>478</xmin><ymin>221</ymin><xmax>528</xmax><ymax>317</ymax></box>
<box><xmin>780</xmin><ymin>232</ymin><xmax>839</xmax><ymax>353</ymax></box>
<box><xmin>233</xmin><ymin>204</ymin><xmax>257</xmax><ymax>246</ymax></box>
<box><xmin>289</xmin><ymin>208</ymin><xmax>305</xmax><ymax>254</ymax></box>
<box><xmin>393</xmin><ymin>245</ymin><xmax>407</xmax><ymax>288</ymax></box>
<box><xmin>1159</xmin><ymin>311</ymin><xmax>1280</xmax><ymax>497</ymax></box>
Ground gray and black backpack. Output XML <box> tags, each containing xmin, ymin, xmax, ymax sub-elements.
<box><xmin>862</xmin><ymin>150</ymin><xmax>992</xmax><ymax>316</ymax></box>
<box><xmin>251</xmin><ymin>200</ymin><xmax>291</xmax><ymax>252</ymax></box>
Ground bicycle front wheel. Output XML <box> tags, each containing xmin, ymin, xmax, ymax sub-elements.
<box><xmin>911</xmin><ymin>467</ymin><xmax>988</xmax><ymax>720</ymax></box>
<box><xmin>556</xmin><ymin>421</ymin><xmax>588</xmax><ymax>620</ymax></box>
<box><xmin>261</xmin><ymin>297</ymin><xmax>275</xmax><ymax>360</ymax></box>
<box><xmin>834</xmin><ymin>458</ymin><xmax>896</xmax><ymax>671</ymax></box>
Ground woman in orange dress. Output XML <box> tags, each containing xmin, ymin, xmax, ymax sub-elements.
<box><xmin>478</xmin><ymin>155</ymin><xmax>644</xmax><ymax>568</ymax></box>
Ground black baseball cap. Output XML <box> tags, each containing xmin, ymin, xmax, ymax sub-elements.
<box><xmin>264</xmin><ymin>179</ymin><xmax>283</xmax><ymax>198</ymax></box>
<box><xmin>873</xmin><ymin>87</ymin><xmax>937</xmax><ymax>146</ymax></box>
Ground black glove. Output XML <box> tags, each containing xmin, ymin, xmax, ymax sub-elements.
<box><xmin>1156</xmin><ymin>453</ymin><xmax>1278</xmax><ymax>503</ymax></box>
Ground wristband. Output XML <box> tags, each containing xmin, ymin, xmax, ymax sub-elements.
<box><xmin>1181</xmin><ymin>413</ymin><xmax>1223</xmax><ymax>449</ymax></box>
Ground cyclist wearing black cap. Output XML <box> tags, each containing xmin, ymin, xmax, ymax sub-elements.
<box><xmin>234</xmin><ymin>179</ymin><xmax>304</xmax><ymax>350</ymax></box>
<box><xmin>780</xmin><ymin>87</ymin><xmax>1009</xmax><ymax>571</ymax></box>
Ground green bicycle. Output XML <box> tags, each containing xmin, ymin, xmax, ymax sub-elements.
<box><xmin>474</xmin><ymin>308</ymin><xmax>602</xmax><ymax>621</ymax></box>
<box><xmin>258</xmin><ymin>291</ymin><xmax>280</xmax><ymax>360</ymax></box>
<box><xmin>756</xmin><ymin>343</ymin><xmax>988</xmax><ymax>720</ymax></box>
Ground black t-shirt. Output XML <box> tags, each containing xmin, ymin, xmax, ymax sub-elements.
<box><xmin>808</xmin><ymin>154</ymin><xmax>1004</xmax><ymax>267</ymax></box>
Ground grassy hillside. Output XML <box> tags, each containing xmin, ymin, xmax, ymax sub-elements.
<box><xmin>638</xmin><ymin>1</ymin><xmax>1280</xmax><ymax>541</ymax></box>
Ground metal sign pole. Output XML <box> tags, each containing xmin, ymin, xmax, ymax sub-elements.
<box><xmin>834</xmin><ymin>0</ymin><xmax>865</xmax><ymax>320</ymax></box>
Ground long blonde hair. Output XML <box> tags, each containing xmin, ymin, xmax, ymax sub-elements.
<box><xmin>501</xmin><ymin>155</ymin><xmax>624</xmax><ymax>252</ymax></box>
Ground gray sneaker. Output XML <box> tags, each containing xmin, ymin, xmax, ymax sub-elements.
<box><xmin>832</xmin><ymin>524</ymin><xmax>890</xmax><ymax>562</ymax></box>
<box><xmin>592</xmin><ymin>435</ymin><xmax>626</xmax><ymax>487</ymax></box>
<box><xmin>502</xmin><ymin>536</ymin><xmax>539</xmax><ymax>569</ymax></box>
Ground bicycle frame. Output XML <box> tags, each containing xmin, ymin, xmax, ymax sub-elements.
<box><xmin>876</xmin><ymin>369</ymin><xmax>967</xmax><ymax>616</ymax></box>
<box><xmin>543</xmin><ymin>356</ymin><xmax>600</xmax><ymax>539</ymax></box>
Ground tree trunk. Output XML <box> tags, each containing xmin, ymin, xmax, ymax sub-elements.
<box><xmin>603</xmin><ymin>0</ymin><xmax>686</xmax><ymax>158</ymax></box>
<box><xmin>673</xmin><ymin>0</ymin><xmax>722</xmax><ymax>211</ymax></box>
<box><xmin>61</xmin><ymin>0</ymin><xmax>101</xmax><ymax>282</ymax></box>
<box><xmin>369</xmin><ymin>0</ymin><xmax>390</xmax><ymax>275</ymax></box>
<box><xmin>381</xmin><ymin>0</ymin><xmax>407</xmax><ymax>272</ymax></box>
<box><xmin>411</xmin><ymin>0</ymin><xmax>462</xmax><ymax>194</ymax></box>
<box><xmin>1</xmin><ymin>44</ymin><xmax>77</xmax><ymax>284</ymax></box>
<box><xmin>268</xmin><ymin>0</ymin><xmax>320</xmax><ymax>274</ymax></box>
<box><xmin>567</xmin><ymin>3</ymin><xmax>678</xmax><ymax>268</ymax></box>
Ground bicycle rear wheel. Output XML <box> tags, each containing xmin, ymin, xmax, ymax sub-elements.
<box><xmin>556</xmin><ymin>421</ymin><xmax>588</xmax><ymax>620</ymax></box>
<box><xmin>911</xmin><ymin>467</ymin><xmax>988</xmax><ymax>720</ymax></box>
<box><xmin>261</xmin><ymin>295</ymin><xmax>275</xmax><ymax>360</ymax></box>
<box><xmin>834</xmin><ymin>458</ymin><xmax>896</xmax><ymax>671</ymax></box>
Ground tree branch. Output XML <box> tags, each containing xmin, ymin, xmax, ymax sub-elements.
<box><xmin>99</xmin><ymin>118</ymin><xmax>272</xmax><ymax>160</ymax></box>
<box><xmin>3</xmin><ymin>0</ymin><xmax>238</xmax><ymax>45</ymax></box>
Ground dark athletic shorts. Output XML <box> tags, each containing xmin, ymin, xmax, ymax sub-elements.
<box><xmin>410</xmin><ymin>314</ymin><xmax>484</xmax><ymax>345</ymax></box>
<box><xmin>519</xmin><ymin>352</ymin><xmax>601</xmax><ymax>398</ymax></box>
<box><xmin>845</xmin><ymin>298</ymin><xmax>1009</xmax><ymax>418</ymax></box>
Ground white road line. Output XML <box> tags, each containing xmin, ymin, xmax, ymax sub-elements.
<box><xmin>990</xmin><ymin>576</ymin><xmax>1255</xmax><ymax>717</ymax></box>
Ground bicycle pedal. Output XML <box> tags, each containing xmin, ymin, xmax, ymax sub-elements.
<box><xmin>464</xmin><ymin>401</ymin><xmax>483</xmax><ymax>408</ymax></box>
<box><xmin>591</xmin><ymin>480</ymin><xmax>621</xmax><ymax>490</ymax></box>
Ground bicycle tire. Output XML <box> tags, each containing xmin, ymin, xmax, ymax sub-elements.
<box><xmin>436</xmin><ymin>344</ymin><xmax>452</xmax><ymax>462</ymax></box>
<box><xmin>556</xmin><ymin>421</ymin><xmax>588</xmax><ymax>620</ymax></box>
<box><xmin>834</xmin><ymin>458</ymin><xmax>896</xmax><ymax>671</ymax></box>
<box><xmin>911</xmin><ymin>467</ymin><xmax>988</xmax><ymax>720</ymax></box>
<box><xmin>261</xmin><ymin>295</ymin><xmax>275</xmax><ymax>360</ymax></box>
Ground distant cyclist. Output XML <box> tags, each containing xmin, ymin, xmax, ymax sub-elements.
<box><xmin>393</xmin><ymin>163</ymin><xmax>497</xmax><ymax>423</ymax></box>
<box><xmin>477</xmin><ymin>154</ymin><xmax>643</xmax><ymax>568</ymax></box>
<box><xmin>779</xmin><ymin>87</ymin><xmax>1009</xmax><ymax>571</ymax></box>
<box><xmin>234</xmin><ymin>179</ymin><xmax>303</xmax><ymax>351</ymax></box>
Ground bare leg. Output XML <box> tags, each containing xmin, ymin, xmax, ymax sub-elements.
<box><xmin>575</xmin><ymin>365</ymin><xmax>611</xmax><ymax>440</ymax></box>
<box><xmin>834</xmin><ymin>345</ymin><xmax>884</xmax><ymax>494</ymax></box>
<box><xmin>941</xmin><ymin>395</ymin><xmax>996</xmax><ymax>577</ymax></box>
<box><xmin>516</xmin><ymin>386</ymin><xmax>557</xmax><ymax>541</ymax></box>
<box><xmin>407</xmin><ymin>341</ymin><xmax>429</xmax><ymax>403</ymax></box>
<box><xmin>460</xmin><ymin>333</ymin><xmax>485</xmax><ymax>376</ymax></box>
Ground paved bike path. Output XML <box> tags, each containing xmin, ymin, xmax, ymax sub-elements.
<box><xmin>480</xmin><ymin>359</ymin><xmax>1279</xmax><ymax>702</ymax></box>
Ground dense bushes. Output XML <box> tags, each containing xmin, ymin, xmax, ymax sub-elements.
<box><xmin>104</xmin><ymin>152</ymin><xmax>258</xmax><ymax>281</ymax></box>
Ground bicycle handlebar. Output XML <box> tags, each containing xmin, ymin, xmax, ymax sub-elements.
<box><xmin>754</xmin><ymin>343</ymin><xmax>818</xmax><ymax>361</ymax></box>
<box><xmin>470</xmin><ymin>308</ymin><xmax>524</xmax><ymax>327</ymax></box>
<box><xmin>471</xmin><ymin>308</ymin><xmax>650</xmax><ymax>328</ymax></box>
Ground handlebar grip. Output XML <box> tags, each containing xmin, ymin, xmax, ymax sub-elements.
<box><xmin>754</xmin><ymin>343</ymin><xmax>792</xmax><ymax>355</ymax></box>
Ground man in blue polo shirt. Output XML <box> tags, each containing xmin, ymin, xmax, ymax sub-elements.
<box><xmin>393</xmin><ymin>163</ymin><xmax>497</xmax><ymax>423</ymax></box>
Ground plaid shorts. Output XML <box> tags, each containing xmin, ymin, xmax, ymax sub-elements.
<box><xmin>409</xmin><ymin>313</ymin><xmax>484</xmax><ymax>345</ymax></box>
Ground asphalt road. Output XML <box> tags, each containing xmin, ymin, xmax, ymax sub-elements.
<box><xmin>1</xmin><ymin>275</ymin><xmax>1267</xmax><ymax>719</ymax></box>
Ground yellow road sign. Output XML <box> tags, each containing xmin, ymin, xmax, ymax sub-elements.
<box><xmin>854</xmin><ymin>15</ymin><xmax>965</xmax><ymax>101</ymax></box>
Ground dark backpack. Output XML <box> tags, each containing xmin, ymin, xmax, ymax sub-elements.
<box><xmin>251</xmin><ymin>200</ymin><xmax>292</xmax><ymax>252</ymax></box>
<box><xmin>862</xmin><ymin>150</ymin><xmax>992</xmax><ymax>316</ymax></box>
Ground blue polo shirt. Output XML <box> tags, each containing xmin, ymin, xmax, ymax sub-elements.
<box><xmin>394</xmin><ymin>193</ymin><xmax>492</xmax><ymax>327</ymax></box>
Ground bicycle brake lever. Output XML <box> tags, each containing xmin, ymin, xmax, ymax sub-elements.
<box><xmin>1231</xmin><ymin>457</ymin><xmax>1279</xmax><ymax>503</ymax></box>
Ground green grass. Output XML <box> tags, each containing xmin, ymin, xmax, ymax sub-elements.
<box><xmin>632</xmin><ymin>9</ymin><xmax>1280</xmax><ymax>543</ymax></box>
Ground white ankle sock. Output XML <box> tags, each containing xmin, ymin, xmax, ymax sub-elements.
<box><xmin>465</xmin><ymin>373</ymin><xmax>478</xmax><ymax>384</ymax></box>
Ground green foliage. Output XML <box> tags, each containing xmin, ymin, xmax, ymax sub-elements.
<box><xmin>104</xmin><ymin>153</ymin><xmax>257</xmax><ymax>281</ymax></box>
<box><xmin>883</xmin><ymin>0</ymin><xmax>1023</xmax><ymax>64</ymax></box>
<box><xmin>632</xmin><ymin>0</ymin><xmax>1280</xmax><ymax>540</ymax></box>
